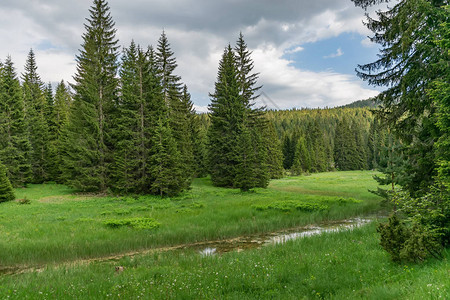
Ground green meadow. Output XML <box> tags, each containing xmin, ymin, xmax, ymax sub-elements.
<box><xmin>1</xmin><ymin>171</ymin><xmax>381</xmax><ymax>267</ymax></box>
<box><xmin>1</xmin><ymin>171</ymin><xmax>447</xmax><ymax>299</ymax></box>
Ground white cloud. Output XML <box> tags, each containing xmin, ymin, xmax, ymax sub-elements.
<box><xmin>284</xmin><ymin>46</ymin><xmax>305</xmax><ymax>55</ymax></box>
<box><xmin>324</xmin><ymin>48</ymin><xmax>344</xmax><ymax>59</ymax></box>
<box><xmin>0</xmin><ymin>0</ymin><xmax>383</xmax><ymax>108</ymax></box>
<box><xmin>252</xmin><ymin>45</ymin><xmax>378</xmax><ymax>109</ymax></box>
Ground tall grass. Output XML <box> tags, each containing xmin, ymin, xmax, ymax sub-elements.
<box><xmin>0</xmin><ymin>224</ymin><xmax>447</xmax><ymax>299</ymax></box>
<box><xmin>1</xmin><ymin>171</ymin><xmax>384</xmax><ymax>266</ymax></box>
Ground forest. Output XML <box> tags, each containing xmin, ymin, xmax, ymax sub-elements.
<box><xmin>0</xmin><ymin>0</ymin><xmax>448</xmax><ymax>298</ymax></box>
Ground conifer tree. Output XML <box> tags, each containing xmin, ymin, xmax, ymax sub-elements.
<box><xmin>208</xmin><ymin>35</ymin><xmax>268</xmax><ymax>190</ymax></box>
<box><xmin>109</xmin><ymin>41</ymin><xmax>142</xmax><ymax>193</ymax></box>
<box><xmin>234</xmin><ymin>33</ymin><xmax>269</xmax><ymax>187</ymax></box>
<box><xmin>0</xmin><ymin>161</ymin><xmax>14</xmax><ymax>202</ymax></box>
<box><xmin>234</xmin><ymin>118</ymin><xmax>259</xmax><ymax>191</ymax></box>
<box><xmin>282</xmin><ymin>134</ymin><xmax>295</xmax><ymax>170</ymax></box>
<box><xmin>62</xmin><ymin>0</ymin><xmax>119</xmax><ymax>192</ymax></box>
<box><xmin>22</xmin><ymin>49</ymin><xmax>50</xmax><ymax>183</ymax></box>
<box><xmin>264</xmin><ymin>120</ymin><xmax>284</xmax><ymax>178</ymax></box>
<box><xmin>110</xmin><ymin>42</ymin><xmax>164</xmax><ymax>194</ymax></box>
<box><xmin>148</xmin><ymin>118</ymin><xmax>183</xmax><ymax>196</ymax></box>
<box><xmin>156</xmin><ymin>32</ymin><xmax>194</xmax><ymax>188</ymax></box>
<box><xmin>292</xmin><ymin>135</ymin><xmax>311</xmax><ymax>175</ymax></box>
<box><xmin>307</xmin><ymin>120</ymin><xmax>327</xmax><ymax>172</ymax></box>
<box><xmin>0</xmin><ymin>56</ymin><xmax>32</xmax><ymax>186</ymax></box>
<box><xmin>208</xmin><ymin>46</ymin><xmax>242</xmax><ymax>187</ymax></box>
<box><xmin>48</xmin><ymin>81</ymin><xmax>71</xmax><ymax>181</ymax></box>
<box><xmin>372</xmin><ymin>132</ymin><xmax>406</xmax><ymax>199</ymax></box>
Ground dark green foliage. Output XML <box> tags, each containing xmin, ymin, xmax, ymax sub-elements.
<box><xmin>307</xmin><ymin>120</ymin><xmax>328</xmax><ymax>172</ymax></box>
<box><xmin>208</xmin><ymin>36</ymin><xmax>268</xmax><ymax>190</ymax></box>
<box><xmin>353</xmin><ymin>0</ymin><xmax>449</xmax><ymax>261</ymax></box>
<box><xmin>339</xmin><ymin>99</ymin><xmax>377</xmax><ymax>109</ymax></box>
<box><xmin>377</xmin><ymin>214</ymin><xmax>408</xmax><ymax>262</ymax></box>
<box><xmin>234</xmin><ymin>119</ymin><xmax>261</xmax><ymax>191</ymax></box>
<box><xmin>0</xmin><ymin>56</ymin><xmax>32</xmax><ymax>186</ymax></box>
<box><xmin>291</xmin><ymin>135</ymin><xmax>310</xmax><ymax>175</ymax></box>
<box><xmin>110</xmin><ymin>41</ymin><xmax>152</xmax><ymax>194</ymax></box>
<box><xmin>378</xmin><ymin>213</ymin><xmax>444</xmax><ymax>263</ymax></box>
<box><xmin>367</xmin><ymin>118</ymin><xmax>387</xmax><ymax>169</ymax></box>
<box><xmin>148</xmin><ymin>118</ymin><xmax>184</xmax><ymax>197</ymax></box>
<box><xmin>334</xmin><ymin>117</ymin><xmax>367</xmax><ymax>171</ymax></box>
<box><xmin>103</xmin><ymin>217</ymin><xmax>160</xmax><ymax>230</ymax></box>
<box><xmin>0</xmin><ymin>162</ymin><xmax>15</xmax><ymax>202</ymax></box>
<box><xmin>253</xmin><ymin>201</ymin><xmax>328</xmax><ymax>212</ymax></box>
<box><xmin>282</xmin><ymin>134</ymin><xmax>295</xmax><ymax>170</ymax></box>
<box><xmin>208</xmin><ymin>46</ymin><xmax>243</xmax><ymax>187</ymax></box>
<box><xmin>156</xmin><ymin>33</ymin><xmax>194</xmax><ymax>189</ymax></box>
<box><xmin>352</xmin><ymin>0</ymin><xmax>448</xmax><ymax>194</ymax></box>
<box><xmin>22</xmin><ymin>49</ymin><xmax>50</xmax><ymax>183</ymax></box>
<box><xmin>264</xmin><ymin>120</ymin><xmax>284</xmax><ymax>179</ymax></box>
<box><xmin>371</xmin><ymin>133</ymin><xmax>406</xmax><ymax>199</ymax></box>
<box><xmin>62</xmin><ymin>0</ymin><xmax>119</xmax><ymax>192</ymax></box>
<box><xmin>47</xmin><ymin>81</ymin><xmax>71</xmax><ymax>182</ymax></box>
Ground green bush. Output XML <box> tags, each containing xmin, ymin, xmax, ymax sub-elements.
<box><xmin>17</xmin><ymin>197</ymin><xmax>31</xmax><ymax>205</ymax></box>
<box><xmin>253</xmin><ymin>201</ymin><xmax>328</xmax><ymax>212</ymax></box>
<box><xmin>103</xmin><ymin>217</ymin><xmax>160</xmax><ymax>230</ymax></box>
<box><xmin>377</xmin><ymin>213</ymin><xmax>443</xmax><ymax>263</ymax></box>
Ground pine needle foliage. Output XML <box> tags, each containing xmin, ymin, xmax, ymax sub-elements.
<box><xmin>0</xmin><ymin>56</ymin><xmax>32</xmax><ymax>187</ymax></box>
<box><xmin>0</xmin><ymin>161</ymin><xmax>15</xmax><ymax>202</ymax></box>
<box><xmin>62</xmin><ymin>0</ymin><xmax>119</xmax><ymax>192</ymax></box>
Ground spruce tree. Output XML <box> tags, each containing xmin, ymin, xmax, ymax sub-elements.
<box><xmin>110</xmin><ymin>41</ymin><xmax>163</xmax><ymax>194</ymax></box>
<box><xmin>148</xmin><ymin>118</ymin><xmax>183</xmax><ymax>196</ymax></box>
<box><xmin>372</xmin><ymin>132</ymin><xmax>406</xmax><ymax>199</ymax></box>
<box><xmin>110</xmin><ymin>41</ymin><xmax>142</xmax><ymax>193</ymax></box>
<box><xmin>22</xmin><ymin>49</ymin><xmax>50</xmax><ymax>183</ymax></box>
<box><xmin>48</xmin><ymin>81</ymin><xmax>71</xmax><ymax>181</ymax></box>
<box><xmin>292</xmin><ymin>135</ymin><xmax>310</xmax><ymax>175</ymax></box>
<box><xmin>208</xmin><ymin>35</ymin><xmax>268</xmax><ymax>190</ymax></box>
<box><xmin>156</xmin><ymin>32</ymin><xmax>194</xmax><ymax>189</ymax></box>
<box><xmin>234</xmin><ymin>118</ymin><xmax>259</xmax><ymax>191</ymax></box>
<box><xmin>0</xmin><ymin>56</ymin><xmax>32</xmax><ymax>186</ymax></box>
<box><xmin>208</xmin><ymin>46</ymin><xmax>242</xmax><ymax>187</ymax></box>
<box><xmin>307</xmin><ymin>120</ymin><xmax>327</xmax><ymax>172</ymax></box>
<box><xmin>264</xmin><ymin>120</ymin><xmax>284</xmax><ymax>178</ymax></box>
<box><xmin>62</xmin><ymin>0</ymin><xmax>119</xmax><ymax>192</ymax></box>
<box><xmin>234</xmin><ymin>33</ymin><xmax>269</xmax><ymax>187</ymax></box>
<box><xmin>282</xmin><ymin>134</ymin><xmax>295</xmax><ymax>170</ymax></box>
<box><xmin>0</xmin><ymin>161</ymin><xmax>14</xmax><ymax>202</ymax></box>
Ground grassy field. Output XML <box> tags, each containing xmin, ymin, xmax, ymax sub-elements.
<box><xmin>1</xmin><ymin>171</ymin><xmax>382</xmax><ymax>267</ymax></box>
<box><xmin>1</xmin><ymin>171</ymin><xmax>448</xmax><ymax>299</ymax></box>
<box><xmin>0</xmin><ymin>224</ymin><xmax>447</xmax><ymax>299</ymax></box>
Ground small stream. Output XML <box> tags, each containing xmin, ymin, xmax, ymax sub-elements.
<box><xmin>0</xmin><ymin>216</ymin><xmax>380</xmax><ymax>276</ymax></box>
<box><xmin>189</xmin><ymin>217</ymin><xmax>374</xmax><ymax>256</ymax></box>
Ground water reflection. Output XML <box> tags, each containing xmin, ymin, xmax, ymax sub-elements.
<box><xmin>197</xmin><ymin>217</ymin><xmax>373</xmax><ymax>256</ymax></box>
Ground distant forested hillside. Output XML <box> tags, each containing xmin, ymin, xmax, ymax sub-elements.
<box><xmin>339</xmin><ymin>99</ymin><xmax>377</xmax><ymax>109</ymax></box>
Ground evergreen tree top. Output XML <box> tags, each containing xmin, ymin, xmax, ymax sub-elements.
<box><xmin>75</xmin><ymin>0</ymin><xmax>119</xmax><ymax>87</ymax></box>
<box><xmin>22</xmin><ymin>49</ymin><xmax>42</xmax><ymax>87</ymax></box>
<box><xmin>156</xmin><ymin>31</ymin><xmax>182</xmax><ymax>94</ymax></box>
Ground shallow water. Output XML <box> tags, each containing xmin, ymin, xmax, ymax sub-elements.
<box><xmin>194</xmin><ymin>217</ymin><xmax>374</xmax><ymax>256</ymax></box>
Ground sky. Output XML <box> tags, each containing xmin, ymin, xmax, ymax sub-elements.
<box><xmin>0</xmin><ymin>0</ymin><xmax>387</xmax><ymax>112</ymax></box>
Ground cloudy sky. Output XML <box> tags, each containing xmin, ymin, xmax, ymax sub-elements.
<box><xmin>0</xmin><ymin>0</ymin><xmax>385</xmax><ymax>111</ymax></box>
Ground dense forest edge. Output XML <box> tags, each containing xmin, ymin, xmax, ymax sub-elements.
<box><xmin>0</xmin><ymin>0</ymin><xmax>449</xmax><ymax>297</ymax></box>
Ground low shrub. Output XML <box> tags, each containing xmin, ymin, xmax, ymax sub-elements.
<box><xmin>17</xmin><ymin>197</ymin><xmax>31</xmax><ymax>205</ymax></box>
<box><xmin>253</xmin><ymin>201</ymin><xmax>328</xmax><ymax>212</ymax></box>
<box><xmin>103</xmin><ymin>217</ymin><xmax>160</xmax><ymax>230</ymax></box>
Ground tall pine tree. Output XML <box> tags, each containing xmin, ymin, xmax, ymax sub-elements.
<box><xmin>62</xmin><ymin>0</ymin><xmax>119</xmax><ymax>192</ymax></box>
<box><xmin>0</xmin><ymin>56</ymin><xmax>32</xmax><ymax>186</ymax></box>
<box><xmin>0</xmin><ymin>161</ymin><xmax>15</xmax><ymax>202</ymax></box>
<box><xmin>156</xmin><ymin>32</ymin><xmax>194</xmax><ymax>189</ymax></box>
<box><xmin>208</xmin><ymin>46</ymin><xmax>243</xmax><ymax>187</ymax></box>
<box><xmin>22</xmin><ymin>49</ymin><xmax>50</xmax><ymax>183</ymax></box>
